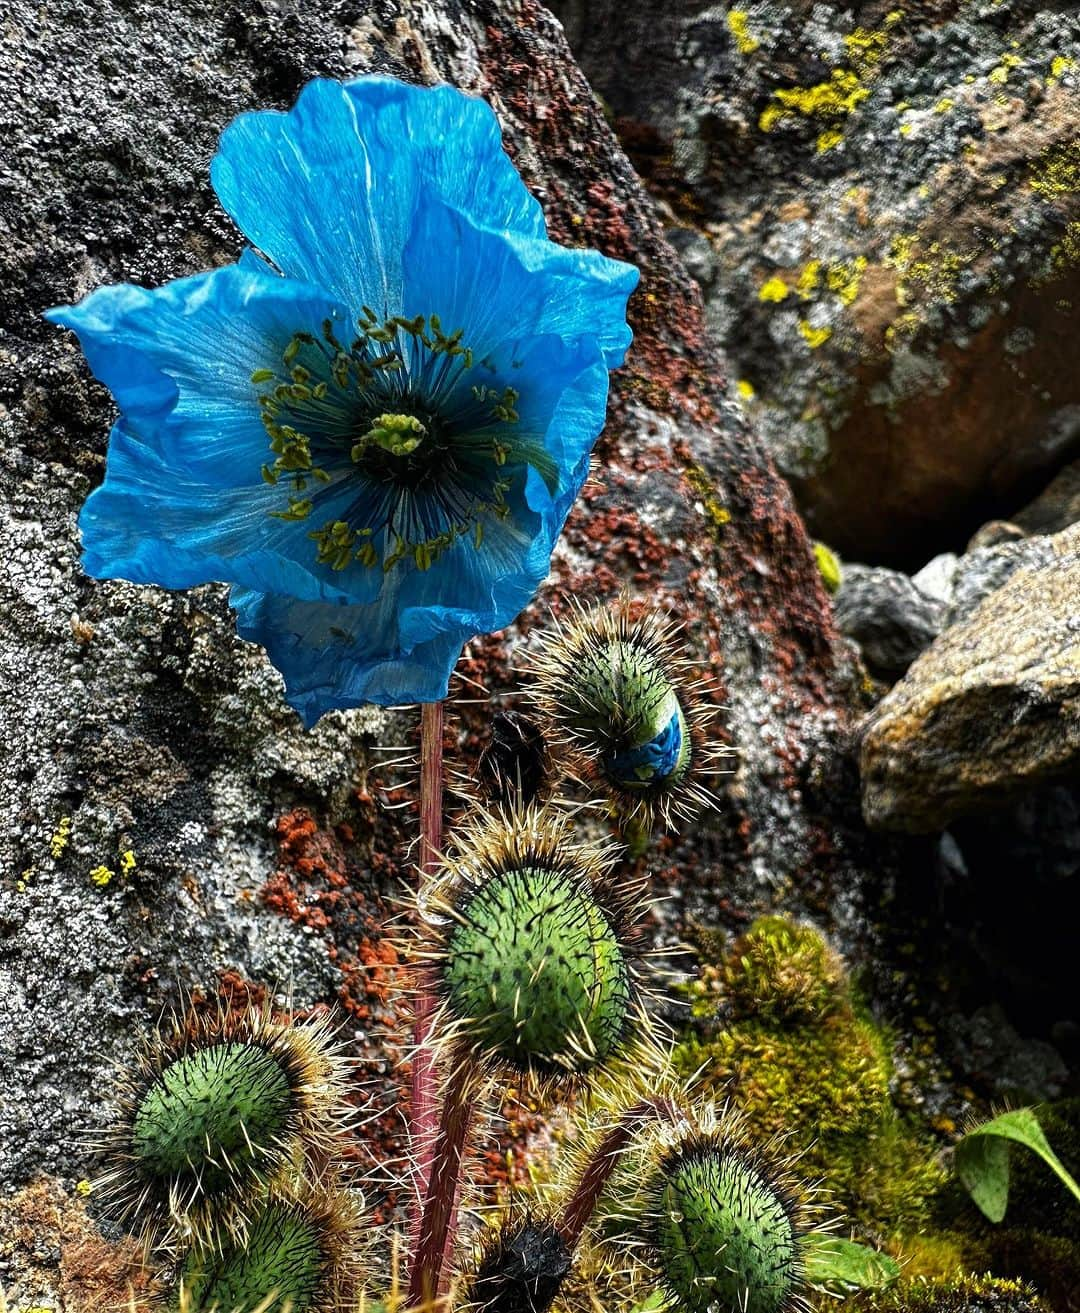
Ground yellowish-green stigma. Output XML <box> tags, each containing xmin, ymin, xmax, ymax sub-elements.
<box><xmin>652</xmin><ymin>1144</ymin><xmax>800</xmax><ymax>1313</ymax></box>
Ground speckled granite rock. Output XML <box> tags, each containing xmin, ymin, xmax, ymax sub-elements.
<box><xmin>833</xmin><ymin>562</ymin><xmax>946</xmax><ymax>679</ymax></box>
<box><xmin>0</xmin><ymin>0</ymin><xmax>875</xmax><ymax>1245</ymax></box>
<box><xmin>552</xmin><ymin>0</ymin><xmax>1080</xmax><ymax>564</ymax></box>
<box><xmin>860</xmin><ymin>524</ymin><xmax>1080</xmax><ymax>832</ymax></box>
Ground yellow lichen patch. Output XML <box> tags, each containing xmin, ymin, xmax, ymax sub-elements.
<box><xmin>726</xmin><ymin>8</ymin><xmax>759</xmax><ymax>56</ymax></box>
<box><xmin>758</xmin><ymin>275</ymin><xmax>790</xmax><ymax>302</ymax></box>
<box><xmin>76</xmin><ymin>1179</ymin><xmax>93</xmax><ymax>1196</ymax></box>
<box><xmin>1050</xmin><ymin>55</ymin><xmax>1075</xmax><ymax>83</ymax></box>
<box><xmin>1038</xmin><ymin>220</ymin><xmax>1080</xmax><ymax>285</ymax></box>
<box><xmin>817</xmin><ymin>128</ymin><xmax>845</xmax><ymax>153</ymax></box>
<box><xmin>89</xmin><ymin>864</ymin><xmax>116</xmax><ymax>888</ymax></box>
<box><xmin>899</xmin><ymin>121</ymin><xmax>914</xmax><ymax>136</ymax></box>
<box><xmin>796</xmin><ymin>259</ymin><xmax>822</xmax><ymax>300</ymax></box>
<box><xmin>683</xmin><ymin>463</ymin><xmax>732</xmax><ymax>541</ymax></box>
<box><xmin>899</xmin><ymin>242</ymin><xmax>977</xmax><ymax>307</ymax></box>
<box><xmin>736</xmin><ymin>378</ymin><xmax>756</xmax><ymax>399</ymax></box>
<box><xmin>886</xmin><ymin>232</ymin><xmax>919</xmax><ymax>274</ymax></box>
<box><xmin>827</xmin><ymin>256</ymin><xmax>868</xmax><ymax>306</ymax></box>
<box><xmin>798</xmin><ymin>319</ymin><xmax>832</xmax><ymax>348</ymax></box>
<box><xmin>885</xmin><ymin>311</ymin><xmax>923</xmax><ymax>349</ymax></box>
<box><xmin>1030</xmin><ymin>138</ymin><xmax>1080</xmax><ymax>198</ymax></box>
<box><xmin>988</xmin><ymin>52</ymin><xmax>1021</xmax><ymax>85</ymax></box>
<box><xmin>16</xmin><ymin>867</ymin><xmax>34</xmax><ymax>893</ymax></box>
<box><xmin>50</xmin><ymin>815</ymin><xmax>72</xmax><ymax>860</ymax></box>
<box><xmin>933</xmin><ymin>97</ymin><xmax>955</xmax><ymax>113</ymax></box>
<box><xmin>120</xmin><ymin>849</ymin><xmax>137</xmax><ymax>876</ymax></box>
<box><xmin>759</xmin><ymin>69</ymin><xmax>869</xmax><ymax>133</ymax></box>
<box><xmin>842</xmin><ymin>25</ymin><xmax>889</xmax><ymax>76</ymax></box>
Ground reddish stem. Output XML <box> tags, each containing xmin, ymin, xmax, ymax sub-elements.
<box><xmin>558</xmin><ymin>1096</ymin><xmax>684</xmax><ymax>1250</ymax></box>
<box><xmin>407</xmin><ymin>1052</ymin><xmax>477</xmax><ymax>1308</ymax></box>
<box><xmin>407</xmin><ymin>700</ymin><xmax>445</xmax><ymax>1261</ymax></box>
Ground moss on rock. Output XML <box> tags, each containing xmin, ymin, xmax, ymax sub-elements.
<box><xmin>675</xmin><ymin>917</ymin><xmax>946</xmax><ymax>1238</ymax></box>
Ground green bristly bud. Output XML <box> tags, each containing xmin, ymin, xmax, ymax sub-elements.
<box><xmin>175</xmin><ymin>1201</ymin><xmax>327</xmax><ymax>1313</ymax></box>
<box><xmin>442</xmin><ymin>864</ymin><xmax>631</xmax><ymax>1073</ymax></box>
<box><xmin>653</xmin><ymin>1147</ymin><xmax>799</xmax><ymax>1313</ymax></box>
<box><xmin>132</xmin><ymin>1042</ymin><xmax>293</xmax><ymax>1196</ymax></box>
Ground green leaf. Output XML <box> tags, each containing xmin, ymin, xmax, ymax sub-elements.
<box><xmin>629</xmin><ymin>1294</ymin><xmax>666</xmax><ymax>1313</ymax></box>
<box><xmin>955</xmin><ymin>1107</ymin><xmax>1080</xmax><ymax>1224</ymax></box>
<box><xmin>801</xmin><ymin>1234</ymin><xmax>900</xmax><ymax>1293</ymax></box>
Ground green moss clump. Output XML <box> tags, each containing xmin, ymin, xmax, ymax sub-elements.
<box><xmin>675</xmin><ymin>917</ymin><xmax>945</xmax><ymax>1236</ymax></box>
<box><xmin>847</xmin><ymin>1273</ymin><xmax>1049</xmax><ymax>1312</ymax></box>
<box><xmin>720</xmin><ymin>915</ymin><xmax>846</xmax><ymax>1026</ymax></box>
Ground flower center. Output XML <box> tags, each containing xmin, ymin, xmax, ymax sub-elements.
<box><xmin>252</xmin><ymin>311</ymin><xmax>553</xmax><ymax>575</ymax></box>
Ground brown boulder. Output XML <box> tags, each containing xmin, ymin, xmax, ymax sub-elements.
<box><xmin>860</xmin><ymin>525</ymin><xmax>1080</xmax><ymax>832</ymax></box>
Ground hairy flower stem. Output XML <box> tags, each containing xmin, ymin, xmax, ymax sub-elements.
<box><xmin>408</xmin><ymin>700</ymin><xmax>445</xmax><ymax>1260</ymax></box>
<box><xmin>407</xmin><ymin>1051</ymin><xmax>478</xmax><ymax>1308</ymax></box>
<box><xmin>558</xmin><ymin>1097</ymin><xmax>685</xmax><ymax>1249</ymax></box>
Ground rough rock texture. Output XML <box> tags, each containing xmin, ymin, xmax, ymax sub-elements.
<box><xmin>833</xmin><ymin>562</ymin><xmax>946</xmax><ymax>679</ymax></box>
<box><xmin>1014</xmin><ymin>456</ymin><xmax>1080</xmax><ymax>535</ymax></box>
<box><xmin>860</xmin><ymin>524</ymin><xmax>1080</xmax><ymax>832</ymax></box>
<box><xmin>947</xmin><ymin>532</ymin><xmax>1060</xmax><ymax>624</ymax></box>
<box><xmin>551</xmin><ymin>0</ymin><xmax>1080</xmax><ymax>564</ymax></box>
<box><xmin>0</xmin><ymin>0</ymin><xmax>885</xmax><ymax>1250</ymax></box>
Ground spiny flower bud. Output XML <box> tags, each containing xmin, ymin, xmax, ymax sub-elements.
<box><xmin>174</xmin><ymin>1186</ymin><xmax>361</xmax><ymax>1313</ymax></box>
<box><xmin>97</xmin><ymin>1002</ymin><xmax>352</xmax><ymax>1242</ymax></box>
<box><xmin>526</xmin><ymin>600</ymin><xmax>726</xmax><ymax>830</ymax></box>
<box><xmin>652</xmin><ymin>1144</ymin><xmax>800</xmax><ymax>1313</ymax></box>
<box><xmin>466</xmin><ymin>1215</ymin><xmax>573</xmax><ymax>1313</ymax></box>
<box><xmin>426</xmin><ymin>807</ymin><xmax>650</xmax><ymax>1077</ymax></box>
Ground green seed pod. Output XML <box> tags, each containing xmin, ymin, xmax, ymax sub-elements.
<box><xmin>526</xmin><ymin>600</ymin><xmax>727</xmax><ymax>830</ymax></box>
<box><xmin>654</xmin><ymin>1146</ymin><xmax>799</xmax><ymax>1313</ymax></box>
<box><xmin>631</xmin><ymin>1109</ymin><xmax>814</xmax><ymax>1313</ymax></box>
<box><xmin>98</xmin><ymin>1003</ymin><xmax>352</xmax><ymax>1243</ymax></box>
<box><xmin>174</xmin><ymin>1186</ymin><xmax>361</xmax><ymax>1313</ymax></box>
<box><xmin>428</xmin><ymin>807</ymin><xmax>649</xmax><ymax>1077</ymax></box>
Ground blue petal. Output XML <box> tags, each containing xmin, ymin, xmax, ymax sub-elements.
<box><xmin>230</xmin><ymin>585</ymin><xmax>466</xmax><ymax>724</ymax></box>
<box><xmin>401</xmin><ymin>196</ymin><xmax>638</xmax><ymax>370</ymax></box>
<box><xmin>47</xmin><ymin>265</ymin><xmax>378</xmax><ymax>604</ymax></box>
<box><xmin>210</xmin><ymin>77</ymin><xmax>548</xmax><ymax>316</ymax></box>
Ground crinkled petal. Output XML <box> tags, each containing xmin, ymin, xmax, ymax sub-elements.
<box><xmin>401</xmin><ymin>195</ymin><xmax>637</xmax><ymax>369</ymax></box>
<box><xmin>47</xmin><ymin>265</ymin><xmax>382</xmax><ymax>604</ymax></box>
<box><xmin>230</xmin><ymin>584</ymin><xmax>466</xmax><ymax>724</ymax></box>
<box><xmin>210</xmin><ymin>77</ymin><xmax>548</xmax><ymax>315</ymax></box>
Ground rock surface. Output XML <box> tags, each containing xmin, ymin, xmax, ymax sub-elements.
<box><xmin>860</xmin><ymin>524</ymin><xmax>1080</xmax><ymax>832</ymax></box>
<box><xmin>1014</xmin><ymin>456</ymin><xmax>1080</xmax><ymax>536</ymax></box>
<box><xmin>833</xmin><ymin>563</ymin><xmax>946</xmax><ymax>679</ymax></box>
<box><xmin>0</xmin><ymin>0</ymin><xmax>874</xmax><ymax>1237</ymax></box>
<box><xmin>552</xmin><ymin>0</ymin><xmax>1080</xmax><ymax>564</ymax></box>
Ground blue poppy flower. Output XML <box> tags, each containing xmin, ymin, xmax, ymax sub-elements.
<box><xmin>47</xmin><ymin>77</ymin><xmax>638</xmax><ymax>725</ymax></box>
